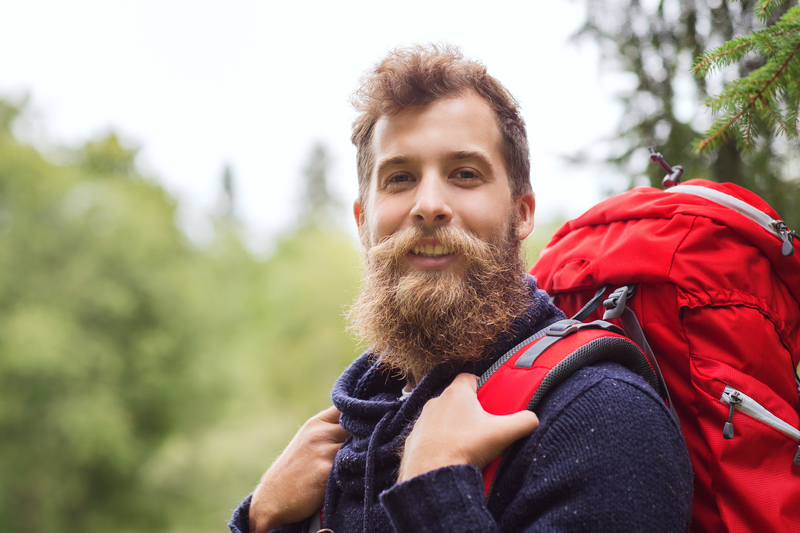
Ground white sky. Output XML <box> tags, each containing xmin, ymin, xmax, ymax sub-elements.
<box><xmin>1</xmin><ymin>0</ymin><xmax>628</xmax><ymax>250</ymax></box>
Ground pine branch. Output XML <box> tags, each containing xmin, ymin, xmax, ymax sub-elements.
<box><xmin>760</xmin><ymin>94</ymin><xmax>790</xmax><ymax>135</ymax></box>
<box><xmin>730</xmin><ymin>0</ymin><xmax>792</xmax><ymax>21</ymax></box>
<box><xmin>785</xmin><ymin>4</ymin><xmax>800</xmax><ymax>24</ymax></box>
<box><xmin>785</xmin><ymin>79</ymin><xmax>800</xmax><ymax>133</ymax></box>
<box><xmin>755</xmin><ymin>0</ymin><xmax>788</xmax><ymax>21</ymax></box>
<box><xmin>694</xmin><ymin>17</ymin><xmax>800</xmax><ymax>76</ymax></box>
<box><xmin>696</xmin><ymin>24</ymin><xmax>800</xmax><ymax>152</ymax></box>
<box><xmin>692</xmin><ymin>38</ymin><xmax>756</xmax><ymax>76</ymax></box>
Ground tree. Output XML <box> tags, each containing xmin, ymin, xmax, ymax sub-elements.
<box><xmin>693</xmin><ymin>0</ymin><xmax>800</xmax><ymax>151</ymax></box>
<box><xmin>0</xmin><ymin>104</ymin><xmax>230</xmax><ymax>532</ymax></box>
<box><xmin>0</xmin><ymin>100</ymin><xmax>365</xmax><ymax>532</ymax></box>
<box><xmin>296</xmin><ymin>142</ymin><xmax>340</xmax><ymax>228</ymax></box>
<box><xmin>220</xmin><ymin>163</ymin><xmax>236</xmax><ymax>218</ymax></box>
<box><xmin>577</xmin><ymin>0</ymin><xmax>800</xmax><ymax>228</ymax></box>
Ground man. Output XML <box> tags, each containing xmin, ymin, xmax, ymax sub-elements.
<box><xmin>230</xmin><ymin>44</ymin><xmax>692</xmax><ymax>533</ymax></box>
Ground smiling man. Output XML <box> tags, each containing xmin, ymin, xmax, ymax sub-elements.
<box><xmin>230</xmin><ymin>44</ymin><xmax>692</xmax><ymax>533</ymax></box>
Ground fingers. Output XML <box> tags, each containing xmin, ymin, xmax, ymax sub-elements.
<box><xmin>314</xmin><ymin>406</ymin><xmax>349</xmax><ymax>442</ymax></box>
<box><xmin>329</xmin><ymin>424</ymin><xmax>350</xmax><ymax>443</ymax></box>
<box><xmin>250</xmin><ymin>406</ymin><xmax>348</xmax><ymax>532</ymax></box>
<box><xmin>316</xmin><ymin>405</ymin><xmax>342</xmax><ymax>422</ymax></box>
<box><xmin>398</xmin><ymin>372</ymin><xmax>543</xmax><ymax>481</ymax></box>
<box><xmin>452</xmin><ymin>372</ymin><xmax>478</xmax><ymax>392</ymax></box>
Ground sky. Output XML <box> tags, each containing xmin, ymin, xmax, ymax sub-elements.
<box><xmin>1</xmin><ymin>0</ymin><xmax>629</xmax><ymax>250</ymax></box>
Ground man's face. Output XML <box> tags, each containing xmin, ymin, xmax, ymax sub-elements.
<box><xmin>353</xmin><ymin>91</ymin><xmax>535</xmax><ymax>266</ymax></box>
<box><xmin>347</xmin><ymin>91</ymin><xmax>536</xmax><ymax>380</ymax></box>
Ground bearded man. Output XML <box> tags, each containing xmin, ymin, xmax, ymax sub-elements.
<box><xmin>230</xmin><ymin>45</ymin><xmax>693</xmax><ymax>533</ymax></box>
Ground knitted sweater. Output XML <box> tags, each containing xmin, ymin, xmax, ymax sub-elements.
<box><xmin>229</xmin><ymin>279</ymin><xmax>693</xmax><ymax>532</ymax></box>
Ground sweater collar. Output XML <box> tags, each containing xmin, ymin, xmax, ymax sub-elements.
<box><xmin>328</xmin><ymin>275</ymin><xmax>564</xmax><ymax>501</ymax></box>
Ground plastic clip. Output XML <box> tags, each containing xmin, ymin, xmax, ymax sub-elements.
<box><xmin>544</xmin><ymin>322</ymin><xmax>580</xmax><ymax>337</ymax></box>
<box><xmin>603</xmin><ymin>285</ymin><xmax>636</xmax><ymax>320</ymax></box>
<box><xmin>544</xmin><ymin>320</ymin><xmax>623</xmax><ymax>338</ymax></box>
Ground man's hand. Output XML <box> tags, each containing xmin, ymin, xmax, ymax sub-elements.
<box><xmin>249</xmin><ymin>406</ymin><xmax>349</xmax><ymax>533</ymax></box>
<box><xmin>398</xmin><ymin>373</ymin><xmax>539</xmax><ymax>483</ymax></box>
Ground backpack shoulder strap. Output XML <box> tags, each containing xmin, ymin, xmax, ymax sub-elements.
<box><xmin>476</xmin><ymin>318</ymin><xmax>666</xmax><ymax>500</ymax></box>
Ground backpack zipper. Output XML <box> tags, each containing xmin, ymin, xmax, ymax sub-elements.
<box><xmin>720</xmin><ymin>386</ymin><xmax>800</xmax><ymax>466</ymax></box>
<box><xmin>667</xmin><ymin>185</ymin><xmax>797</xmax><ymax>257</ymax></box>
<box><xmin>720</xmin><ymin>386</ymin><xmax>800</xmax><ymax>457</ymax></box>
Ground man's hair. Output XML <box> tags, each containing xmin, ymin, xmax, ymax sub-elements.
<box><xmin>350</xmin><ymin>43</ymin><xmax>532</xmax><ymax>207</ymax></box>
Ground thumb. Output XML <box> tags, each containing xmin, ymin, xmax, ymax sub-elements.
<box><xmin>495</xmin><ymin>409</ymin><xmax>540</xmax><ymax>442</ymax></box>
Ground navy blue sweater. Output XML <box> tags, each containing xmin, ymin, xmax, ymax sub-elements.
<box><xmin>230</xmin><ymin>281</ymin><xmax>693</xmax><ymax>532</ymax></box>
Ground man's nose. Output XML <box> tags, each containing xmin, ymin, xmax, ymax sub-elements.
<box><xmin>410</xmin><ymin>175</ymin><xmax>452</xmax><ymax>225</ymax></box>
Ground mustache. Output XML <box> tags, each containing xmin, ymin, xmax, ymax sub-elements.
<box><xmin>366</xmin><ymin>225</ymin><xmax>496</xmax><ymax>265</ymax></box>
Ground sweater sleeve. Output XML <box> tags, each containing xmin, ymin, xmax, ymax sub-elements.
<box><xmin>379</xmin><ymin>363</ymin><xmax>693</xmax><ymax>533</ymax></box>
<box><xmin>380</xmin><ymin>465</ymin><xmax>497</xmax><ymax>532</ymax></box>
<box><xmin>228</xmin><ymin>494</ymin><xmax>308</xmax><ymax>533</ymax></box>
<box><xmin>228</xmin><ymin>494</ymin><xmax>255</xmax><ymax>533</ymax></box>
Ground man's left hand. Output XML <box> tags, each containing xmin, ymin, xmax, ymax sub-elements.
<box><xmin>398</xmin><ymin>373</ymin><xmax>539</xmax><ymax>483</ymax></box>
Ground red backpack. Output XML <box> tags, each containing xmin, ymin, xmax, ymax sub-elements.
<box><xmin>522</xmin><ymin>158</ymin><xmax>800</xmax><ymax>532</ymax></box>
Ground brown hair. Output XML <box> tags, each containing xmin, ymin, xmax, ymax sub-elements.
<box><xmin>350</xmin><ymin>43</ymin><xmax>532</xmax><ymax>206</ymax></box>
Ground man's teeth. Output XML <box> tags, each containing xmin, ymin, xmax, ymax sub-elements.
<box><xmin>412</xmin><ymin>244</ymin><xmax>453</xmax><ymax>257</ymax></box>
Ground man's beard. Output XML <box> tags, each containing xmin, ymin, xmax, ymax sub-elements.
<box><xmin>346</xmin><ymin>220</ymin><xmax>530</xmax><ymax>381</ymax></box>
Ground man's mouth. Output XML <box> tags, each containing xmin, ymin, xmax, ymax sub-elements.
<box><xmin>411</xmin><ymin>243</ymin><xmax>454</xmax><ymax>257</ymax></box>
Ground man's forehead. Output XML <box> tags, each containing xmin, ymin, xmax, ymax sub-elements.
<box><xmin>370</xmin><ymin>93</ymin><xmax>504</xmax><ymax>173</ymax></box>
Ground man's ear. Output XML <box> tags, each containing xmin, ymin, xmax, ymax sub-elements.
<box><xmin>515</xmin><ymin>192</ymin><xmax>535</xmax><ymax>241</ymax></box>
<box><xmin>353</xmin><ymin>200</ymin><xmax>364</xmax><ymax>233</ymax></box>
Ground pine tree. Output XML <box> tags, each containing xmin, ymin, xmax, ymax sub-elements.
<box><xmin>297</xmin><ymin>142</ymin><xmax>339</xmax><ymax>228</ymax></box>
<box><xmin>220</xmin><ymin>163</ymin><xmax>236</xmax><ymax>218</ymax></box>
<box><xmin>693</xmin><ymin>0</ymin><xmax>800</xmax><ymax>151</ymax></box>
<box><xmin>577</xmin><ymin>0</ymin><xmax>800</xmax><ymax>228</ymax></box>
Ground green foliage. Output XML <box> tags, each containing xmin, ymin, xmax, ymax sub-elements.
<box><xmin>0</xmin><ymin>100</ymin><xmax>21</xmax><ymax>134</ymax></box>
<box><xmin>257</xmin><ymin>226</ymin><xmax>360</xmax><ymax>409</ymax></box>
<box><xmin>0</xmin><ymin>127</ymin><xmax>208</xmax><ymax>530</ymax></box>
<box><xmin>578</xmin><ymin>0</ymin><xmax>800</xmax><ymax>230</ymax></box>
<box><xmin>0</xmin><ymin>101</ymin><xmax>361</xmax><ymax>532</ymax></box>
<box><xmin>523</xmin><ymin>219</ymin><xmax>565</xmax><ymax>268</ymax></box>
<box><xmin>693</xmin><ymin>2</ymin><xmax>800</xmax><ymax>151</ymax></box>
<box><xmin>78</xmin><ymin>133</ymin><xmax>139</xmax><ymax>176</ymax></box>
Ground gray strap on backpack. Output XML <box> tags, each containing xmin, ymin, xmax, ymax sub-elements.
<box><xmin>603</xmin><ymin>285</ymin><xmax>680</xmax><ymax>428</ymax></box>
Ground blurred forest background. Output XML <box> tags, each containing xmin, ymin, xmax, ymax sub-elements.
<box><xmin>0</xmin><ymin>100</ymin><xmax>563</xmax><ymax>532</ymax></box>
<box><xmin>1</xmin><ymin>1</ymin><xmax>798</xmax><ymax>532</ymax></box>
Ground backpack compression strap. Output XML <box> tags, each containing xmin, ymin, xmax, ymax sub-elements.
<box><xmin>476</xmin><ymin>318</ymin><xmax>664</xmax><ymax>500</ymax></box>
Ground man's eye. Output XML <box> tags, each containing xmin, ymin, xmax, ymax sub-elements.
<box><xmin>388</xmin><ymin>173</ymin><xmax>413</xmax><ymax>184</ymax></box>
<box><xmin>453</xmin><ymin>170</ymin><xmax>478</xmax><ymax>180</ymax></box>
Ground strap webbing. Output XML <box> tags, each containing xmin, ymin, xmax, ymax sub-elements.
<box><xmin>571</xmin><ymin>286</ymin><xmax>609</xmax><ymax>322</ymax></box>
<box><xmin>618</xmin><ymin>306</ymin><xmax>680</xmax><ymax>428</ymax></box>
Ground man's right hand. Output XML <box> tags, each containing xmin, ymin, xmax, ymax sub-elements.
<box><xmin>249</xmin><ymin>406</ymin><xmax>349</xmax><ymax>533</ymax></box>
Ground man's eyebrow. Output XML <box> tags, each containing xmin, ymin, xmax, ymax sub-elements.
<box><xmin>375</xmin><ymin>155</ymin><xmax>414</xmax><ymax>176</ymax></box>
<box><xmin>449</xmin><ymin>150</ymin><xmax>496</xmax><ymax>171</ymax></box>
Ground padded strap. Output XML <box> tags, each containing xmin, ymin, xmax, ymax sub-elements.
<box><xmin>478</xmin><ymin>321</ymin><xmax>663</xmax><ymax>501</ymax></box>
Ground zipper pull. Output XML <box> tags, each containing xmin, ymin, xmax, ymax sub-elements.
<box><xmin>770</xmin><ymin>220</ymin><xmax>796</xmax><ymax>257</ymax></box>
<box><xmin>723</xmin><ymin>391</ymin><xmax>743</xmax><ymax>440</ymax></box>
